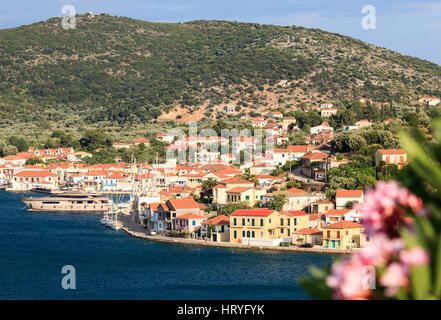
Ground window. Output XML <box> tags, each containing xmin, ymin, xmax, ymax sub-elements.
<box><xmin>242</xmin><ymin>231</ymin><xmax>245</xmax><ymax>237</ymax></box>
<box><xmin>337</xmin><ymin>231</ymin><xmax>340</xmax><ymax>238</ymax></box>
<box><xmin>260</xmin><ymin>219</ymin><xmax>263</xmax><ymax>227</ymax></box>
<box><xmin>287</xmin><ymin>219</ymin><xmax>290</xmax><ymax>226</ymax></box>
<box><xmin>192</xmin><ymin>220</ymin><xmax>196</xmax><ymax>226</ymax></box>
<box><xmin>233</xmin><ymin>218</ymin><xmax>237</xmax><ymax>226</ymax></box>
<box><xmin>294</xmin><ymin>218</ymin><xmax>297</xmax><ymax>225</ymax></box>
<box><xmin>251</xmin><ymin>219</ymin><xmax>255</xmax><ymax>226</ymax></box>
<box><xmin>327</xmin><ymin>230</ymin><xmax>330</xmax><ymax>238</ymax></box>
<box><xmin>252</xmin><ymin>231</ymin><xmax>255</xmax><ymax>238</ymax></box>
<box><xmin>280</xmin><ymin>218</ymin><xmax>283</xmax><ymax>226</ymax></box>
<box><xmin>281</xmin><ymin>228</ymin><xmax>284</xmax><ymax>234</ymax></box>
<box><xmin>245</xmin><ymin>195</ymin><xmax>250</xmax><ymax>200</ymax></box>
<box><xmin>346</xmin><ymin>231</ymin><xmax>349</xmax><ymax>236</ymax></box>
<box><xmin>233</xmin><ymin>230</ymin><xmax>237</xmax><ymax>238</ymax></box>
<box><xmin>242</xmin><ymin>218</ymin><xmax>245</xmax><ymax>226</ymax></box>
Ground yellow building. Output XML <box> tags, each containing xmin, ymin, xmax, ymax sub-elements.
<box><xmin>226</xmin><ymin>187</ymin><xmax>266</xmax><ymax>207</ymax></box>
<box><xmin>229</xmin><ymin>209</ymin><xmax>279</xmax><ymax>243</ymax></box>
<box><xmin>322</xmin><ymin>220</ymin><xmax>367</xmax><ymax>250</ymax></box>
<box><xmin>213</xmin><ymin>177</ymin><xmax>255</xmax><ymax>204</ymax></box>
<box><xmin>276</xmin><ymin>211</ymin><xmax>310</xmax><ymax>238</ymax></box>
<box><xmin>229</xmin><ymin>209</ymin><xmax>310</xmax><ymax>244</ymax></box>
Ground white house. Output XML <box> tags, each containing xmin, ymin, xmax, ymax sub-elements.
<box><xmin>335</xmin><ymin>190</ymin><xmax>364</xmax><ymax>209</ymax></box>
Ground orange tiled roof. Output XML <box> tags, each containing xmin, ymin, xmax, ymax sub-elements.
<box><xmin>336</xmin><ymin>190</ymin><xmax>363</xmax><ymax>198</ymax></box>
<box><xmin>323</xmin><ymin>221</ymin><xmax>364</xmax><ymax>229</ymax></box>
<box><xmin>230</xmin><ymin>208</ymin><xmax>275</xmax><ymax>217</ymax></box>
<box><xmin>202</xmin><ymin>214</ymin><xmax>230</xmax><ymax>225</ymax></box>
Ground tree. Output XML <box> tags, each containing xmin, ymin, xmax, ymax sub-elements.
<box><xmin>268</xmin><ymin>194</ymin><xmax>287</xmax><ymax>211</ymax></box>
<box><xmin>201</xmin><ymin>178</ymin><xmax>218</xmax><ymax>202</ymax></box>
<box><xmin>25</xmin><ymin>158</ymin><xmax>44</xmax><ymax>165</ymax></box>
<box><xmin>7</xmin><ymin>136</ymin><xmax>28</xmax><ymax>152</ymax></box>
<box><xmin>80</xmin><ymin>129</ymin><xmax>113</xmax><ymax>151</ymax></box>
<box><xmin>2</xmin><ymin>145</ymin><xmax>18</xmax><ymax>156</ymax></box>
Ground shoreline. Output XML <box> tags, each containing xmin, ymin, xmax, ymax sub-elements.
<box><xmin>119</xmin><ymin>214</ymin><xmax>351</xmax><ymax>255</ymax></box>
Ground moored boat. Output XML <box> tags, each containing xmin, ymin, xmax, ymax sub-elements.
<box><xmin>22</xmin><ymin>194</ymin><xmax>112</xmax><ymax>212</ymax></box>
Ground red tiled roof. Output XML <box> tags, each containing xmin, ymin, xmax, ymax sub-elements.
<box><xmin>336</xmin><ymin>190</ymin><xmax>364</xmax><ymax>198</ymax></box>
<box><xmin>220</xmin><ymin>177</ymin><xmax>254</xmax><ymax>185</ymax></box>
<box><xmin>176</xmin><ymin>213</ymin><xmax>205</xmax><ymax>220</ymax></box>
<box><xmin>202</xmin><ymin>214</ymin><xmax>230</xmax><ymax>225</ymax></box>
<box><xmin>294</xmin><ymin>228</ymin><xmax>322</xmax><ymax>235</ymax></box>
<box><xmin>378</xmin><ymin>149</ymin><xmax>407</xmax><ymax>155</ymax></box>
<box><xmin>326</xmin><ymin>209</ymin><xmax>352</xmax><ymax>216</ymax></box>
<box><xmin>323</xmin><ymin>221</ymin><xmax>364</xmax><ymax>229</ymax></box>
<box><xmin>167</xmin><ymin>198</ymin><xmax>200</xmax><ymax>210</ymax></box>
<box><xmin>302</xmin><ymin>152</ymin><xmax>328</xmax><ymax>160</ymax></box>
<box><xmin>14</xmin><ymin>170</ymin><xmax>57</xmax><ymax>177</ymax></box>
<box><xmin>286</xmin><ymin>187</ymin><xmax>305</xmax><ymax>194</ymax></box>
<box><xmin>286</xmin><ymin>145</ymin><xmax>309</xmax><ymax>153</ymax></box>
<box><xmin>230</xmin><ymin>208</ymin><xmax>275</xmax><ymax>217</ymax></box>
<box><xmin>283</xmin><ymin>210</ymin><xmax>309</xmax><ymax>217</ymax></box>
<box><xmin>226</xmin><ymin>187</ymin><xmax>252</xmax><ymax>193</ymax></box>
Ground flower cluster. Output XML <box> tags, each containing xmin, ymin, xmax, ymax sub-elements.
<box><xmin>326</xmin><ymin>182</ymin><xmax>429</xmax><ymax>299</ymax></box>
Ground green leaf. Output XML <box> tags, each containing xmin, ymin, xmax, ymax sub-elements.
<box><xmin>410</xmin><ymin>264</ymin><xmax>431</xmax><ymax>300</ymax></box>
<box><xmin>434</xmin><ymin>234</ymin><xmax>441</xmax><ymax>297</ymax></box>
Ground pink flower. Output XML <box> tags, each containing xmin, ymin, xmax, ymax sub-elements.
<box><xmin>380</xmin><ymin>262</ymin><xmax>409</xmax><ymax>297</ymax></box>
<box><xmin>355</xmin><ymin>181</ymin><xmax>425</xmax><ymax>238</ymax></box>
<box><xmin>400</xmin><ymin>247</ymin><xmax>430</xmax><ymax>266</ymax></box>
<box><xmin>326</xmin><ymin>255</ymin><xmax>373</xmax><ymax>300</ymax></box>
<box><xmin>360</xmin><ymin>234</ymin><xmax>403</xmax><ymax>267</ymax></box>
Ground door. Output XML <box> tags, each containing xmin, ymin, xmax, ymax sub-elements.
<box><xmin>332</xmin><ymin>240</ymin><xmax>335</xmax><ymax>248</ymax></box>
<box><xmin>213</xmin><ymin>234</ymin><xmax>217</xmax><ymax>242</ymax></box>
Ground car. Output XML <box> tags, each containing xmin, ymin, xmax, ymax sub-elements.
<box><xmin>299</xmin><ymin>243</ymin><xmax>313</xmax><ymax>248</ymax></box>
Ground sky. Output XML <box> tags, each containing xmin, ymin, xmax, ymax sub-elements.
<box><xmin>0</xmin><ymin>0</ymin><xmax>440</xmax><ymax>65</ymax></box>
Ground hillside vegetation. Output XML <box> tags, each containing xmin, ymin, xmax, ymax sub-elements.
<box><xmin>0</xmin><ymin>13</ymin><xmax>440</xmax><ymax>138</ymax></box>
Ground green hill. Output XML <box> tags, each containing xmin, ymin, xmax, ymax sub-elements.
<box><xmin>0</xmin><ymin>13</ymin><xmax>440</xmax><ymax>136</ymax></box>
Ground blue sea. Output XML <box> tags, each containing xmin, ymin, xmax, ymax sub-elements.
<box><xmin>0</xmin><ymin>190</ymin><xmax>333</xmax><ymax>299</ymax></box>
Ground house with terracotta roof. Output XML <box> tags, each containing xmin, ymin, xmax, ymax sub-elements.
<box><xmin>11</xmin><ymin>170</ymin><xmax>58</xmax><ymax>191</ymax></box>
<box><xmin>310</xmin><ymin>199</ymin><xmax>335</xmax><ymax>214</ymax></box>
<box><xmin>310</xmin><ymin>122</ymin><xmax>334</xmax><ymax>135</ymax></box>
<box><xmin>375</xmin><ymin>149</ymin><xmax>408</xmax><ymax>169</ymax></box>
<box><xmin>229</xmin><ymin>208</ymin><xmax>280</xmax><ymax>244</ymax></box>
<box><xmin>2</xmin><ymin>155</ymin><xmax>26</xmax><ymax>166</ymax></box>
<box><xmin>226</xmin><ymin>187</ymin><xmax>266</xmax><ymax>207</ymax></box>
<box><xmin>200</xmin><ymin>215</ymin><xmax>230</xmax><ymax>242</ymax></box>
<box><xmin>322</xmin><ymin>221</ymin><xmax>367</xmax><ymax>250</ymax></box>
<box><xmin>320</xmin><ymin>102</ymin><xmax>334</xmax><ymax>109</ymax></box>
<box><xmin>156</xmin><ymin>197</ymin><xmax>203</xmax><ymax>233</ymax></box>
<box><xmin>213</xmin><ymin>177</ymin><xmax>255</xmax><ymax>204</ymax></box>
<box><xmin>418</xmin><ymin>97</ymin><xmax>440</xmax><ymax>106</ymax></box>
<box><xmin>133</xmin><ymin>138</ymin><xmax>150</xmax><ymax>146</ymax></box>
<box><xmin>300</xmin><ymin>152</ymin><xmax>328</xmax><ymax>180</ymax></box>
<box><xmin>286</xmin><ymin>145</ymin><xmax>311</xmax><ymax>160</ymax></box>
<box><xmin>324</xmin><ymin>208</ymin><xmax>362</xmax><ymax>226</ymax></box>
<box><xmin>254</xmin><ymin>174</ymin><xmax>282</xmax><ymax>188</ymax></box>
<box><xmin>335</xmin><ymin>190</ymin><xmax>364</xmax><ymax>209</ymax></box>
<box><xmin>251</xmin><ymin>118</ymin><xmax>267</xmax><ymax>128</ymax></box>
<box><xmin>292</xmin><ymin>228</ymin><xmax>323</xmax><ymax>246</ymax></box>
<box><xmin>355</xmin><ymin>119</ymin><xmax>372</xmax><ymax>129</ymax></box>
<box><xmin>172</xmin><ymin>213</ymin><xmax>206</xmax><ymax>233</ymax></box>
<box><xmin>266</xmin><ymin>111</ymin><xmax>283</xmax><ymax>119</ymax></box>
<box><xmin>112</xmin><ymin>142</ymin><xmax>131</xmax><ymax>150</ymax></box>
<box><xmin>277</xmin><ymin>211</ymin><xmax>310</xmax><ymax>238</ymax></box>
<box><xmin>0</xmin><ymin>163</ymin><xmax>23</xmax><ymax>183</ymax></box>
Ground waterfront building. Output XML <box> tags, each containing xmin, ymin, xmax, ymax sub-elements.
<box><xmin>200</xmin><ymin>215</ymin><xmax>230</xmax><ymax>242</ymax></box>
<box><xmin>292</xmin><ymin>228</ymin><xmax>323</xmax><ymax>246</ymax></box>
<box><xmin>229</xmin><ymin>209</ymin><xmax>280</xmax><ymax>244</ymax></box>
<box><xmin>322</xmin><ymin>221</ymin><xmax>367</xmax><ymax>250</ymax></box>
<box><xmin>172</xmin><ymin>213</ymin><xmax>206</xmax><ymax>233</ymax></box>
<box><xmin>11</xmin><ymin>170</ymin><xmax>58</xmax><ymax>191</ymax></box>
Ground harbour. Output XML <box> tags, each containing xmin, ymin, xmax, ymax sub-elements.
<box><xmin>0</xmin><ymin>190</ymin><xmax>332</xmax><ymax>299</ymax></box>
